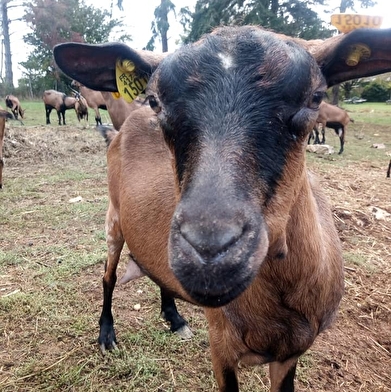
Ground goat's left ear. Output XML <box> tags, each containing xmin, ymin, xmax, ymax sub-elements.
<box><xmin>307</xmin><ymin>28</ymin><xmax>391</xmax><ymax>87</ymax></box>
<box><xmin>53</xmin><ymin>42</ymin><xmax>168</xmax><ymax>92</ymax></box>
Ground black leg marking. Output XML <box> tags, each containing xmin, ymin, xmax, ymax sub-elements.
<box><xmin>160</xmin><ymin>288</ymin><xmax>193</xmax><ymax>339</ymax></box>
<box><xmin>279</xmin><ymin>362</ymin><xmax>297</xmax><ymax>392</ymax></box>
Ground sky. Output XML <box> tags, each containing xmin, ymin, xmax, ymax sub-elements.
<box><xmin>5</xmin><ymin>0</ymin><xmax>391</xmax><ymax>87</ymax></box>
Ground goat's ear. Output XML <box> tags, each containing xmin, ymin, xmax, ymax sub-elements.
<box><xmin>53</xmin><ymin>42</ymin><xmax>168</xmax><ymax>92</ymax></box>
<box><xmin>307</xmin><ymin>28</ymin><xmax>391</xmax><ymax>87</ymax></box>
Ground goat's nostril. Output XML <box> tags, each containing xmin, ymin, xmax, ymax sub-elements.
<box><xmin>179</xmin><ymin>221</ymin><xmax>244</xmax><ymax>258</ymax></box>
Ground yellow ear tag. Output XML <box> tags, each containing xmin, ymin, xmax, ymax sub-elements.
<box><xmin>111</xmin><ymin>92</ymin><xmax>121</xmax><ymax>99</ymax></box>
<box><xmin>115</xmin><ymin>59</ymin><xmax>149</xmax><ymax>103</ymax></box>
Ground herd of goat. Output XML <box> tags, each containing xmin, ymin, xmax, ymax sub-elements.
<box><xmin>1</xmin><ymin>25</ymin><xmax>391</xmax><ymax>391</ymax></box>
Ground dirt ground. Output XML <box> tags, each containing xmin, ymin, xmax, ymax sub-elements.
<box><xmin>1</xmin><ymin>123</ymin><xmax>390</xmax><ymax>391</ymax></box>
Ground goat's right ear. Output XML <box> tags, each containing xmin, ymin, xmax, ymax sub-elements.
<box><xmin>53</xmin><ymin>42</ymin><xmax>168</xmax><ymax>92</ymax></box>
<box><xmin>306</xmin><ymin>28</ymin><xmax>391</xmax><ymax>87</ymax></box>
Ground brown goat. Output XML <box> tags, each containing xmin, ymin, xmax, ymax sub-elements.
<box><xmin>54</xmin><ymin>26</ymin><xmax>391</xmax><ymax>391</ymax></box>
<box><xmin>74</xmin><ymin>92</ymin><xmax>88</xmax><ymax>122</ymax></box>
<box><xmin>0</xmin><ymin>108</ymin><xmax>15</xmax><ymax>189</ymax></box>
<box><xmin>309</xmin><ymin>101</ymin><xmax>353</xmax><ymax>154</ymax></box>
<box><xmin>71</xmin><ymin>80</ymin><xmax>107</xmax><ymax>126</ymax></box>
<box><xmin>5</xmin><ymin>95</ymin><xmax>25</xmax><ymax>120</ymax></box>
<box><xmin>42</xmin><ymin>89</ymin><xmax>76</xmax><ymax>125</ymax></box>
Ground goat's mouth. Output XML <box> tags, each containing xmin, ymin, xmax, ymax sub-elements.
<box><xmin>169</xmin><ymin>211</ymin><xmax>269</xmax><ymax>307</ymax></box>
<box><xmin>171</xmin><ymin>260</ymin><xmax>258</xmax><ymax>307</ymax></box>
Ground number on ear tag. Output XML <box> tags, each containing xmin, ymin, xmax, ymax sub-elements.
<box><xmin>115</xmin><ymin>60</ymin><xmax>149</xmax><ymax>103</ymax></box>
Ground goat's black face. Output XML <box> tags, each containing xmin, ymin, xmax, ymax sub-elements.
<box><xmin>147</xmin><ymin>26</ymin><xmax>326</xmax><ymax>307</ymax></box>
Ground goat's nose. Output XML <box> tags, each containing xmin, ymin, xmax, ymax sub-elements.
<box><xmin>178</xmin><ymin>219</ymin><xmax>244</xmax><ymax>259</ymax></box>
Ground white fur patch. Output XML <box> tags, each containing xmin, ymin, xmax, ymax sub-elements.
<box><xmin>218</xmin><ymin>53</ymin><xmax>234</xmax><ymax>70</ymax></box>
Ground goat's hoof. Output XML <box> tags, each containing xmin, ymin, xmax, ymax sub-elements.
<box><xmin>175</xmin><ymin>324</ymin><xmax>194</xmax><ymax>340</ymax></box>
<box><xmin>99</xmin><ymin>340</ymin><xmax>118</xmax><ymax>355</ymax></box>
<box><xmin>100</xmin><ymin>343</ymin><xmax>107</xmax><ymax>355</ymax></box>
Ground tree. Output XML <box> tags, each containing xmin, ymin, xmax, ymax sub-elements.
<box><xmin>1</xmin><ymin>0</ymin><xmax>24</xmax><ymax>90</ymax></box>
<box><xmin>361</xmin><ymin>80</ymin><xmax>390</xmax><ymax>102</ymax></box>
<box><xmin>184</xmin><ymin>0</ymin><xmax>334</xmax><ymax>44</ymax></box>
<box><xmin>146</xmin><ymin>0</ymin><xmax>176</xmax><ymax>52</ymax></box>
<box><xmin>20</xmin><ymin>0</ymin><xmax>124</xmax><ymax>95</ymax></box>
<box><xmin>340</xmin><ymin>79</ymin><xmax>360</xmax><ymax>99</ymax></box>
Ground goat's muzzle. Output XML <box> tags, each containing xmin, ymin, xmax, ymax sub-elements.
<box><xmin>169</xmin><ymin>201</ymin><xmax>269</xmax><ymax>307</ymax></box>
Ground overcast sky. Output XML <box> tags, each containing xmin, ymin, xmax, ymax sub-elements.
<box><xmin>6</xmin><ymin>0</ymin><xmax>391</xmax><ymax>86</ymax></box>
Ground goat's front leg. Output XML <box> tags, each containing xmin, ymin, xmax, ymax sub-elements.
<box><xmin>98</xmin><ymin>203</ymin><xmax>124</xmax><ymax>354</ymax></box>
<box><xmin>269</xmin><ymin>357</ymin><xmax>298</xmax><ymax>392</ymax></box>
<box><xmin>207</xmin><ymin>322</ymin><xmax>240</xmax><ymax>391</ymax></box>
<box><xmin>160</xmin><ymin>288</ymin><xmax>193</xmax><ymax>339</ymax></box>
<box><xmin>211</xmin><ymin>356</ymin><xmax>239</xmax><ymax>392</ymax></box>
<box><xmin>320</xmin><ymin>126</ymin><xmax>326</xmax><ymax>144</ymax></box>
<box><xmin>0</xmin><ymin>157</ymin><xmax>3</xmax><ymax>189</ymax></box>
<box><xmin>337</xmin><ymin>127</ymin><xmax>345</xmax><ymax>154</ymax></box>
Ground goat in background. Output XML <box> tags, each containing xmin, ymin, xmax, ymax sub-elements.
<box><xmin>74</xmin><ymin>92</ymin><xmax>88</xmax><ymax>123</ymax></box>
<box><xmin>42</xmin><ymin>89</ymin><xmax>76</xmax><ymax>125</ymax></box>
<box><xmin>0</xmin><ymin>108</ymin><xmax>15</xmax><ymax>189</ymax></box>
<box><xmin>5</xmin><ymin>95</ymin><xmax>25</xmax><ymax>120</ymax></box>
<box><xmin>308</xmin><ymin>101</ymin><xmax>353</xmax><ymax>154</ymax></box>
<box><xmin>71</xmin><ymin>80</ymin><xmax>107</xmax><ymax>126</ymax></box>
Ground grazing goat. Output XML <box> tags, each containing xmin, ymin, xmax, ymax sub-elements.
<box><xmin>71</xmin><ymin>80</ymin><xmax>107</xmax><ymax>126</ymax></box>
<box><xmin>5</xmin><ymin>95</ymin><xmax>25</xmax><ymax>120</ymax></box>
<box><xmin>0</xmin><ymin>109</ymin><xmax>15</xmax><ymax>189</ymax></box>
<box><xmin>42</xmin><ymin>89</ymin><xmax>76</xmax><ymax>125</ymax></box>
<box><xmin>74</xmin><ymin>92</ymin><xmax>88</xmax><ymax>122</ymax></box>
<box><xmin>309</xmin><ymin>101</ymin><xmax>353</xmax><ymax>154</ymax></box>
<box><xmin>54</xmin><ymin>25</ymin><xmax>391</xmax><ymax>391</ymax></box>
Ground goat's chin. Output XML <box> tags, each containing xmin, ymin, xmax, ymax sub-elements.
<box><xmin>178</xmin><ymin>271</ymin><xmax>256</xmax><ymax>307</ymax></box>
<box><xmin>169</xmin><ymin>226</ymin><xmax>269</xmax><ymax>308</ymax></box>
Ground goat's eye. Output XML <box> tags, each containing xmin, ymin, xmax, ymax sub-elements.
<box><xmin>310</xmin><ymin>91</ymin><xmax>324</xmax><ymax>109</ymax></box>
<box><xmin>147</xmin><ymin>95</ymin><xmax>161</xmax><ymax>114</ymax></box>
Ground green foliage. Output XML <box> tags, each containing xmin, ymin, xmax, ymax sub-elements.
<box><xmin>184</xmin><ymin>0</ymin><xmax>334</xmax><ymax>44</ymax></box>
<box><xmin>19</xmin><ymin>0</ymin><xmax>124</xmax><ymax>97</ymax></box>
<box><xmin>340</xmin><ymin>79</ymin><xmax>361</xmax><ymax>99</ymax></box>
<box><xmin>361</xmin><ymin>80</ymin><xmax>390</xmax><ymax>102</ymax></box>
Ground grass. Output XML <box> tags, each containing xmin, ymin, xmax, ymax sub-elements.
<box><xmin>0</xmin><ymin>100</ymin><xmax>390</xmax><ymax>391</ymax></box>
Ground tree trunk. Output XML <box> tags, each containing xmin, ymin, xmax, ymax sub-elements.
<box><xmin>160</xmin><ymin>0</ymin><xmax>169</xmax><ymax>53</ymax></box>
<box><xmin>331</xmin><ymin>85</ymin><xmax>339</xmax><ymax>105</ymax></box>
<box><xmin>1</xmin><ymin>0</ymin><xmax>14</xmax><ymax>89</ymax></box>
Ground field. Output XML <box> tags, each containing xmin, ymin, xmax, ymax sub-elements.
<box><xmin>0</xmin><ymin>101</ymin><xmax>390</xmax><ymax>391</ymax></box>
